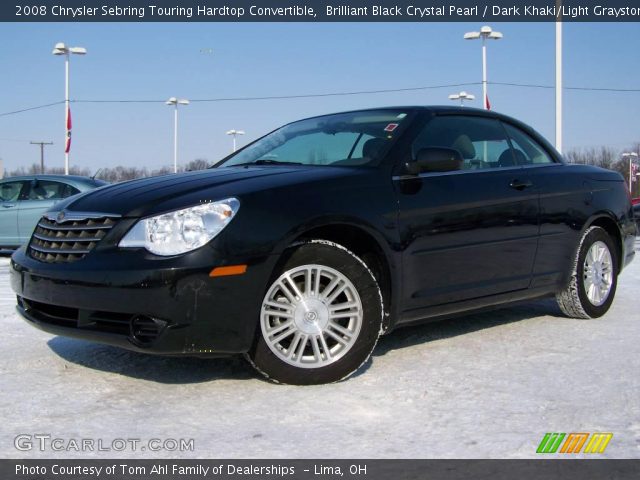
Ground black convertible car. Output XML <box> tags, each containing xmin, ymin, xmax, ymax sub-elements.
<box><xmin>10</xmin><ymin>107</ymin><xmax>636</xmax><ymax>384</ymax></box>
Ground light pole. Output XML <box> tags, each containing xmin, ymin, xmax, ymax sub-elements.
<box><xmin>52</xmin><ymin>43</ymin><xmax>86</xmax><ymax>175</ymax></box>
<box><xmin>464</xmin><ymin>26</ymin><xmax>503</xmax><ymax>110</ymax></box>
<box><xmin>556</xmin><ymin>1</ymin><xmax>563</xmax><ymax>153</ymax></box>
<box><xmin>166</xmin><ymin>97</ymin><xmax>189</xmax><ymax>173</ymax></box>
<box><xmin>622</xmin><ymin>152</ymin><xmax>639</xmax><ymax>195</ymax></box>
<box><xmin>226</xmin><ymin>129</ymin><xmax>245</xmax><ymax>152</ymax></box>
<box><xmin>448</xmin><ymin>91</ymin><xmax>475</xmax><ymax>107</ymax></box>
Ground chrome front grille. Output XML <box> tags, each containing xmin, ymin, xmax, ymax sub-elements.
<box><xmin>28</xmin><ymin>212</ymin><xmax>120</xmax><ymax>263</ymax></box>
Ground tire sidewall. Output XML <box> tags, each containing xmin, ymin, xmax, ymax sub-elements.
<box><xmin>575</xmin><ymin>227</ymin><xmax>618</xmax><ymax>318</ymax></box>
<box><xmin>250</xmin><ymin>240</ymin><xmax>383</xmax><ymax>385</ymax></box>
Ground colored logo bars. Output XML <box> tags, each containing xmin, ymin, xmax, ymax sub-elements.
<box><xmin>537</xmin><ymin>432</ymin><xmax>613</xmax><ymax>454</ymax></box>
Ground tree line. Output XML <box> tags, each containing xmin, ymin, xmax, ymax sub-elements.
<box><xmin>564</xmin><ymin>145</ymin><xmax>636</xmax><ymax>171</ymax></box>
<box><xmin>564</xmin><ymin>143</ymin><xmax>639</xmax><ymax>194</ymax></box>
<box><xmin>6</xmin><ymin>159</ymin><xmax>211</xmax><ymax>182</ymax></box>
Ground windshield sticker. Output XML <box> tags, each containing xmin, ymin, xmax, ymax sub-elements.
<box><xmin>397</xmin><ymin>113</ymin><xmax>407</xmax><ymax>119</ymax></box>
<box><xmin>384</xmin><ymin>123</ymin><xmax>399</xmax><ymax>132</ymax></box>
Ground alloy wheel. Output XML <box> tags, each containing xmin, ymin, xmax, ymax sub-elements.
<box><xmin>583</xmin><ymin>240</ymin><xmax>613</xmax><ymax>307</ymax></box>
<box><xmin>260</xmin><ymin>264</ymin><xmax>363</xmax><ymax>369</ymax></box>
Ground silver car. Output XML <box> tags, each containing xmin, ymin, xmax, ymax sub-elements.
<box><xmin>0</xmin><ymin>174</ymin><xmax>107</xmax><ymax>248</ymax></box>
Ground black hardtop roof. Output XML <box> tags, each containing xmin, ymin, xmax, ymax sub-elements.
<box><xmin>298</xmin><ymin>105</ymin><xmax>525</xmax><ymax>125</ymax></box>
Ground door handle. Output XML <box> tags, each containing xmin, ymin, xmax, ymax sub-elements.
<box><xmin>2</xmin><ymin>203</ymin><xmax>16</xmax><ymax>208</ymax></box>
<box><xmin>509</xmin><ymin>179</ymin><xmax>533</xmax><ymax>191</ymax></box>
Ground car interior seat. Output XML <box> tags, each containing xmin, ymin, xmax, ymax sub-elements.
<box><xmin>451</xmin><ymin>134</ymin><xmax>476</xmax><ymax>160</ymax></box>
<box><xmin>1</xmin><ymin>185</ymin><xmax>15</xmax><ymax>202</ymax></box>
<box><xmin>362</xmin><ymin>137</ymin><xmax>387</xmax><ymax>161</ymax></box>
<box><xmin>497</xmin><ymin>149</ymin><xmax>528</xmax><ymax>168</ymax></box>
<box><xmin>512</xmin><ymin>149</ymin><xmax>530</xmax><ymax>165</ymax></box>
<box><xmin>32</xmin><ymin>186</ymin><xmax>48</xmax><ymax>200</ymax></box>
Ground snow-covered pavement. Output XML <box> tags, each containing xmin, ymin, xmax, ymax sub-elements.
<box><xmin>1</xmin><ymin>241</ymin><xmax>639</xmax><ymax>459</ymax></box>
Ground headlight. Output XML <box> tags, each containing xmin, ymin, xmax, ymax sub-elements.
<box><xmin>118</xmin><ymin>198</ymin><xmax>240</xmax><ymax>256</ymax></box>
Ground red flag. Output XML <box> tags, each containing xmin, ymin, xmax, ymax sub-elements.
<box><xmin>485</xmin><ymin>95</ymin><xmax>491</xmax><ymax>111</ymax></box>
<box><xmin>65</xmin><ymin>106</ymin><xmax>72</xmax><ymax>154</ymax></box>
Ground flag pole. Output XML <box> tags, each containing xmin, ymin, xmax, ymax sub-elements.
<box><xmin>64</xmin><ymin>51</ymin><xmax>70</xmax><ymax>175</ymax></box>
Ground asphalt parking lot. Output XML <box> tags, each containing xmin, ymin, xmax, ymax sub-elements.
<box><xmin>1</xmin><ymin>240</ymin><xmax>639</xmax><ymax>459</ymax></box>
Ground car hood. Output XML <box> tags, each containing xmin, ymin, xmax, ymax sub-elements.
<box><xmin>60</xmin><ymin>166</ymin><xmax>345</xmax><ymax>217</ymax></box>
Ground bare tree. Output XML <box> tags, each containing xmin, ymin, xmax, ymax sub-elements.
<box><xmin>5</xmin><ymin>157</ymin><xmax>212</xmax><ymax>183</ymax></box>
<box><xmin>183</xmin><ymin>159</ymin><xmax>210</xmax><ymax>171</ymax></box>
<box><xmin>611</xmin><ymin>143</ymin><xmax>640</xmax><ymax>195</ymax></box>
<box><xmin>8</xmin><ymin>163</ymin><xmax>90</xmax><ymax>177</ymax></box>
<box><xmin>553</xmin><ymin>143</ymin><xmax>640</xmax><ymax>196</ymax></box>
<box><xmin>564</xmin><ymin>146</ymin><xmax>617</xmax><ymax>169</ymax></box>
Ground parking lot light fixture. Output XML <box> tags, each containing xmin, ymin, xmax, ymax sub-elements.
<box><xmin>622</xmin><ymin>152</ymin><xmax>639</xmax><ymax>193</ymax></box>
<box><xmin>449</xmin><ymin>91</ymin><xmax>475</xmax><ymax>106</ymax></box>
<box><xmin>166</xmin><ymin>97</ymin><xmax>190</xmax><ymax>173</ymax></box>
<box><xmin>226</xmin><ymin>129</ymin><xmax>246</xmax><ymax>152</ymax></box>
<box><xmin>464</xmin><ymin>26</ymin><xmax>502</xmax><ymax>110</ymax></box>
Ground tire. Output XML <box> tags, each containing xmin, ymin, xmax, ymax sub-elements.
<box><xmin>556</xmin><ymin>226</ymin><xmax>618</xmax><ymax>319</ymax></box>
<box><xmin>247</xmin><ymin>240</ymin><xmax>383</xmax><ymax>385</ymax></box>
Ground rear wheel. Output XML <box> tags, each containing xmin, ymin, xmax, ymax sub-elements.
<box><xmin>556</xmin><ymin>226</ymin><xmax>618</xmax><ymax>319</ymax></box>
<box><xmin>247</xmin><ymin>240</ymin><xmax>383</xmax><ymax>385</ymax></box>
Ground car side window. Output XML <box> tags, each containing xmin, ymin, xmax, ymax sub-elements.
<box><xmin>0</xmin><ymin>181</ymin><xmax>26</xmax><ymax>202</ymax></box>
<box><xmin>412</xmin><ymin>115</ymin><xmax>517</xmax><ymax>170</ymax></box>
<box><xmin>503</xmin><ymin>123</ymin><xmax>555</xmax><ymax>165</ymax></box>
<box><xmin>27</xmin><ymin>181</ymin><xmax>80</xmax><ymax>201</ymax></box>
<box><xmin>61</xmin><ymin>183</ymin><xmax>81</xmax><ymax>198</ymax></box>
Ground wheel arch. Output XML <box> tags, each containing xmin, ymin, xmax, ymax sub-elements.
<box><xmin>585</xmin><ymin>212</ymin><xmax>624</xmax><ymax>271</ymax></box>
<box><xmin>278</xmin><ymin>221</ymin><xmax>397</xmax><ymax>332</ymax></box>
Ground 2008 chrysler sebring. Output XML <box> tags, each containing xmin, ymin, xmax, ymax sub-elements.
<box><xmin>10</xmin><ymin>107</ymin><xmax>636</xmax><ymax>384</ymax></box>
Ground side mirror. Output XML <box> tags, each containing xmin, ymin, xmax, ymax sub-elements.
<box><xmin>405</xmin><ymin>147</ymin><xmax>463</xmax><ymax>175</ymax></box>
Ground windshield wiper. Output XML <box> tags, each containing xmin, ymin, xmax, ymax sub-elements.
<box><xmin>227</xmin><ymin>159</ymin><xmax>303</xmax><ymax>167</ymax></box>
<box><xmin>253</xmin><ymin>159</ymin><xmax>302</xmax><ymax>165</ymax></box>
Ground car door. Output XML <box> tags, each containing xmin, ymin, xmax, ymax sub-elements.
<box><xmin>395</xmin><ymin>114</ymin><xmax>539</xmax><ymax>314</ymax></box>
<box><xmin>0</xmin><ymin>180</ymin><xmax>27</xmax><ymax>246</ymax></box>
<box><xmin>17</xmin><ymin>179</ymin><xmax>80</xmax><ymax>242</ymax></box>
<box><xmin>500</xmin><ymin>121</ymin><xmax>577</xmax><ymax>290</ymax></box>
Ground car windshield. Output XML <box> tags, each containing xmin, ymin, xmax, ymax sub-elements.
<box><xmin>217</xmin><ymin>110</ymin><xmax>412</xmax><ymax>168</ymax></box>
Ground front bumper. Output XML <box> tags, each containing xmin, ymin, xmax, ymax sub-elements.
<box><xmin>10</xmin><ymin>247</ymin><xmax>278</xmax><ymax>356</ymax></box>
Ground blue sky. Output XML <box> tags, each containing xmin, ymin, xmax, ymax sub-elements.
<box><xmin>1</xmin><ymin>22</ymin><xmax>639</xmax><ymax>173</ymax></box>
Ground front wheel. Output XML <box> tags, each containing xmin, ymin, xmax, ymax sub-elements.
<box><xmin>556</xmin><ymin>226</ymin><xmax>618</xmax><ymax>319</ymax></box>
<box><xmin>247</xmin><ymin>240</ymin><xmax>383</xmax><ymax>385</ymax></box>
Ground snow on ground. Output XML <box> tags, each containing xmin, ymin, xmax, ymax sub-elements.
<box><xmin>0</xmin><ymin>242</ymin><xmax>639</xmax><ymax>459</ymax></box>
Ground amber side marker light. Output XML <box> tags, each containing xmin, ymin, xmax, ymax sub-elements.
<box><xmin>209</xmin><ymin>265</ymin><xmax>248</xmax><ymax>277</ymax></box>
